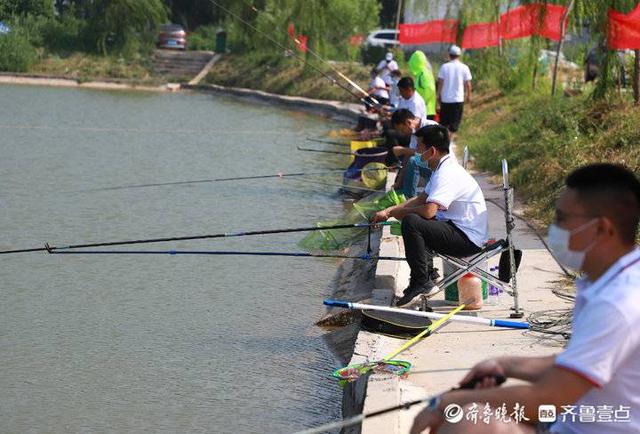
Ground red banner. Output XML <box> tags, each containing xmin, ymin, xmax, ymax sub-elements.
<box><xmin>499</xmin><ymin>3</ymin><xmax>568</xmax><ymax>41</ymax></box>
<box><xmin>349</xmin><ymin>35</ymin><xmax>364</xmax><ymax>47</ymax></box>
<box><xmin>500</xmin><ymin>4</ymin><xmax>539</xmax><ymax>40</ymax></box>
<box><xmin>288</xmin><ymin>22</ymin><xmax>295</xmax><ymax>39</ymax></box>
<box><xmin>609</xmin><ymin>5</ymin><xmax>640</xmax><ymax>49</ymax></box>
<box><xmin>538</xmin><ymin>4</ymin><xmax>569</xmax><ymax>41</ymax></box>
<box><xmin>399</xmin><ymin>19</ymin><xmax>458</xmax><ymax>45</ymax></box>
<box><xmin>461</xmin><ymin>22</ymin><xmax>499</xmax><ymax>49</ymax></box>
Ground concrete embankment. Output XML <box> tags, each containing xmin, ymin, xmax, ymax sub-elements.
<box><xmin>333</xmin><ymin>168</ymin><xmax>570</xmax><ymax>433</ymax></box>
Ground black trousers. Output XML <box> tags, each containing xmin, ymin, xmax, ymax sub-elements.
<box><xmin>401</xmin><ymin>214</ymin><xmax>482</xmax><ymax>286</ymax></box>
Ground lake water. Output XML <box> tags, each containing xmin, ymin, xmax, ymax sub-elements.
<box><xmin>0</xmin><ymin>84</ymin><xmax>354</xmax><ymax>433</ymax></box>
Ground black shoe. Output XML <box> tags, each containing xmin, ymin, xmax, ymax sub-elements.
<box><xmin>396</xmin><ymin>281</ymin><xmax>440</xmax><ymax>307</ymax></box>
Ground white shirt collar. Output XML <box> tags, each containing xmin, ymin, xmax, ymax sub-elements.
<box><xmin>576</xmin><ymin>247</ymin><xmax>640</xmax><ymax>294</ymax></box>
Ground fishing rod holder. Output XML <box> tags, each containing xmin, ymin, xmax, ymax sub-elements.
<box><xmin>502</xmin><ymin>159</ymin><xmax>524</xmax><ymax>318</ymax></box>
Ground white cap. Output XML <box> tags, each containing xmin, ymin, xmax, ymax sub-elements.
<box><xmin>385</xmin><ymin>52</ymin><xmax>393</xmax><ymax>61</ymax></box>
<box><xmin>449</xmin><ymin>45</ymin><xmax>462</xmax><ymax>56</ymax></box>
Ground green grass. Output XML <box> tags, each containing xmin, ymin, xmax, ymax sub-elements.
<box><xmin>460</xmin><ymin>90</ymin><xmax>640</xmax><ymax>225</ymax></box>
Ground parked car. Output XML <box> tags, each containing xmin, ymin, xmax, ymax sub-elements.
<box><xmin>157</xmin><ymin>24</ymin><xmax>187</xmax><ymax>50</ymax></box>
<box><xmin>364</xmin><ymin>29</ymin><xmax>399</xmax><ymax>49</ymax></box>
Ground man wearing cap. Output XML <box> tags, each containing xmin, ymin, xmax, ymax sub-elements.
<box><xmin>437</xmin><ymin>45</ymin><xmax>472</xmax><ymax>139</ymax></box>
<box><xmin>377</xmin><ymin>52</ymin><xmax>399</xmax><ymax>82</ymax></box>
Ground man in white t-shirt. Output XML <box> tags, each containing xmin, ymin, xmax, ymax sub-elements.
<box><xmin>409</xmin><ymin>163</ymin><xmax>640</xmax><ymax>434</ymax></box>
<box><xmin>377</xmin><ymin>52</ymin><xmax>399</xmax><ymax>81</ymax></box>
<box><xmin>437</xmin><ymin>45</ymin><xmax>472</xmax><ymax>138</ymax></box>
<box><xmin>396</xmin><ymin>76</ymin><xmax>427</xmax><ymax>124</ymax></box>
<box><xmin>365</xmin><ymin>68</ymin><xmax>389</xmax><ymax>111</ymax></box>
<box><xmin>372</xmin><ymin>124</ymin><xmax>488</xmax><ymax>306</ymax></box>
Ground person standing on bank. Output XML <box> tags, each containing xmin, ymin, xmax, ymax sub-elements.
<box><xmin>365</xmin><ymin>68</ymin><xmax>389</xmax><ymax>111</ymax></box>
<box><xmin>437</xmin><ymin>45</ymin><xmax>472</xmax><ymax>139</ymax></box>
<box><xmin>371</xmin><ymin>124</ymin><xmax>488</xmax><ymax>306</ymax></box>
<box><xmin>410</xmin><ymin>163</ymin><xmax>640</xmax><ymax>434</ymax></box>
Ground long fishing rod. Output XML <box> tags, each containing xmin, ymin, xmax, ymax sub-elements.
<box><xmin>84</xmin><ymin>169</ymin><xmax>350</xmax><ymax>192</ymax></box>
<box><xmin>288</xmin><ymin>176</ymin><xmax>380</xmax><ymax>193</ymax></box>
<box><xmin>208</xmin><ymin>0</ymin><xmax>378</xmax><ymax>106</ymax></box>
<box><xmin>0</xmin><ymin>222</ymin><xmax>391</xmax><ymax>255</ymax></box>
<box><xmin>46</xmin><ymin>249</ymin><xmax>406</xmax><ymax>261</ymax></box>
<box><xmin>294</xmin><ymin>375</ymin><xmax>506</xmax><ymax>434</ymax></box>
<box><xmin>324</xmin><ymin>299</ymin><xmax>530</xmax><ymax>329</ymax></box>
<box><xmin>306</xmin><ymin>137</ymin><xmax>350</xmax><ymax>147</ymax></box>
<box><xmin>296</xmin><ymin>146</ymin><xmax>352</xmax><ymax>155</ymax></box>
<box><xmin>240</xmin><ymin>0</ymin><xmax>374</xmax><ymax>100</ymax></box>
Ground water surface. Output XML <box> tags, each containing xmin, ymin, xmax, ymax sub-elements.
<box><xmin>0</xmin><ymin>84</ymin><xmax>352</xmax><ymax>433</ymax></box>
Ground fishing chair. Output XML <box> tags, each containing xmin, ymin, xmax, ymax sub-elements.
<box><xmin>421</xmin><ymin>158</ymin><xmax>525</xmax><ymax>318</ymax></box>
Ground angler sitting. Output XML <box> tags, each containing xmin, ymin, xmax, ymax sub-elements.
<box><xmin>410</xmin><ymin>163</ymin><xmax>640</xmax><ymax>434</ymax></box>
<box><xmin>390</xmin><ymin>109</ymin><xmax>438</xmax><ymax>198</ymax></box>
<box><xmin>372</xmin><ymin>124</ymin><xmax>488</xmax><ymax>306</ymax></box>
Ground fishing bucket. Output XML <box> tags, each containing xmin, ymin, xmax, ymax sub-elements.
<box><xmin>343</xmin><ymin>147</ymin><xmax>388</xmax><ymax>183</ymax></box>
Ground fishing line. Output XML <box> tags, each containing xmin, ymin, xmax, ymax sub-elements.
<box><xmin>46</xmin><ymin>249</ymin><xmax>405</xmax><ymax>261</ymax></box>
<box><xmin>0</xmin><ymin>222</ymin><xmax>391</xmax><ymax>255</ymax></box>
<box><xmin>296</xmin><ymin>146</ymin><xmax>352</xmax><ymax>155</ymax></box>
<box><xmin>207</xmin><ymin>0</ymin><xmax>377</xmax><ymax>106</ymax></box>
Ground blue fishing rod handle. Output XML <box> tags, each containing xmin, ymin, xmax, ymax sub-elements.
<box><xmin>494</xmin><ymin>319</ymin><xmax>529</xmax><ymax>329</ymax></box>
<box><xmin>324</xmin><ymin>300</ymin><xmax>351</xmax><ymax>308</ymax></box>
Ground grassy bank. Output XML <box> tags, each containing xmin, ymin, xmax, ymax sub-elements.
<box><xmin>205</xmin><ymin>53</ymin><xmax>372</xmax><ymax>102</ymax></box>
<box><xmin>28</xmin><ymin>53</ymin><xmax>157</xmax><ymax>83</ymax></box>
<box><xmin>460</xmin><ymin>91</ymin><xmax>640</xmax><ymax>225</ymax></box>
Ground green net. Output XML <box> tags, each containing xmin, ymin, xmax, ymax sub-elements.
<box><xmin>298</xmin><ymin>190</ymin><xmax>406</xmax><ymax>251</ymax></box>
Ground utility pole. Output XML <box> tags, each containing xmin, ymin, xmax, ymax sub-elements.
<box><xmin>395</xmin><ymin>0</ymin><xmax>404</xmax><ymax>38</ymax></box>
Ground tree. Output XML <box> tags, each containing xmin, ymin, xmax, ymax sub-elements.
<box><xmin>0</xmin><ymin>0</ymin><xmax>54</xmax><ymax>20</ymax></box>
<box><xmin>86</xmin><ymin>0</ymin><xmax>168</xmax><ymax>54</ymax></box>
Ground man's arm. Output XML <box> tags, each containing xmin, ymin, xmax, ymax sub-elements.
<box><xmin>390</xmin><ymin>201</ymin><xmax>438</xmax><ymax>220</ymax></box>
<box><xmin>371</xmin><ymin>193</ymin><xmax>428</xmax><ymax>223</ymax></box>
<box><xmin>464</xmin><ymin>80</ymin><xmax>472</xmax><ymax>103</ymax></box>
<box><xmin>411</xmin><ymin>365</ymin><xmax>594</xmax><ymax>433</ymax></box>
<box><xmin>459</xmin><ymin>355</ymin><xmax>556</xmax><ymax>387</ymax></box>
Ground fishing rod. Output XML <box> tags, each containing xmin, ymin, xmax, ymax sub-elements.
<box><xmin>324</xmin><ymin>299</ymin><xmax>530</xmax><ymax>329</ymax></box>
<box><xmin>83</xmin><ymin>169</ymin><xmax>350</xmax><ymax>192</ymax></box>
<box><xmin>240</xmin><ymin>0</ymin><xmax>374</xmax><ymax>100</ymax></box>
<box><xmin>0</xmin><ymin>222</ymin><xmax>391</xmax><ymax>255</ymax></box>
<box><xmin>306</xmin><ymin>137</ymin><xmax>350</xmax><ymax>147</ymax></box>
<box><xmin>294</xmin><ymin>375</ymin><xmax>506</xmax><ymax>434</ymax></box>
<box><xmin>46</xmin><ymin>249</ymin><xmax>406</xmax><ymax>261</ymax></box>
<box><xmin>296</xmin><ymin>146</ymin><xmax>352</xmax><ymax>155</ymax></box>
<box><xmin>207</xmin><ymin>0</ymin><xmax>379</xmax><ymax>107</ymax></box>
<box><xmin>288</xmin><ymin>176</ymin><xmax>380</xmax><ymax>193</ymax></box>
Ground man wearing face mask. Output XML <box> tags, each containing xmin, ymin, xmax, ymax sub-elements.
<box><xmin>371</xmin><ymin>124</ymin><xmax>488</xmax><ymax>306</ymax></box>
<box><xmin>409</xmin><ymin>163</ymin><xmax>640</xmax><ymax>434</ymax></box>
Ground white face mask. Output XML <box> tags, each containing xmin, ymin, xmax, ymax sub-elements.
<box><xmin>547</xmin><ymin>219</ymin><xmax>598</xmax><ymax>272</ymax></box>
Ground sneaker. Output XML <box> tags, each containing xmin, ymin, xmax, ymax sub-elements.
<box><xmin>396</xmin><ymin>281</ymin><xmax>440</xmax><ymax>307</ymax></box>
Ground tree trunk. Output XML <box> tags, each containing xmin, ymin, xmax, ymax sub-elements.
<box><xmin>634</xmin><ymin>49</ymin><xmax>640</xmax><ymax>105</ymax></box>
<box><xmin>551</xmin><ymin>0</ymin><xmax>575</xmax><ymax>96</ymax></box>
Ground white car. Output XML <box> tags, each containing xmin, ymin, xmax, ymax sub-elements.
<box><xmin>365</xmin><ymin>29</ymin><xmax>399</xmax><ymax>48</ymax></box>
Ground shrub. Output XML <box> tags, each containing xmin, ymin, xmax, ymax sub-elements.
<box><xmin>0</xmin><ymin>31</ymin><xmax>37</xmax><ymax>72</ymax></box>
<box><xmin>188</xmin><ymin>25</ymin><xmax>218</xmax><ymax>51</ymax></box>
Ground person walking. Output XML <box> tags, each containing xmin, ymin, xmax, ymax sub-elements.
<box><xmin>437</xmin><ymin>45</ymin><xmax>472</xmax><ymax>139</ymax></box>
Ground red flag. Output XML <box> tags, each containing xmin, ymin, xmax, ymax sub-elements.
<box><xmin>296</xmin><ymin>35</ymin><xmax>308</xmax><ymax>53</ymax></box>
<box><xmin>500</xmin><ymin>4</ymin><xmax>539</xmax><ymax>40</ymax></box>
<box><xmin>288</xmin><ymin>22</ymin><xmax>295</xmax><ymax>39</ymax></box>
<box><xmin>399</xmin><ymin>19</ymin><xmax>458</xmax><ymax>45</ymax></box>
<box><xmin>349</xmin><ymin>35</ymin><xmax>364</xmax><ymax>47</ymax></box>
<box><xmin>538</xmin><ymin>4</ymin><xmax>569</xmax><ymax>41</ymax></box>
<box><xmin>609</xmin><ymin>5</ymin><xmax>640</xmax><ymax>50</ymax></box>
<box><xmin>461</xmin><ymin>22</ymin><xmax>499</xmax><ymax>49</ymax></box>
